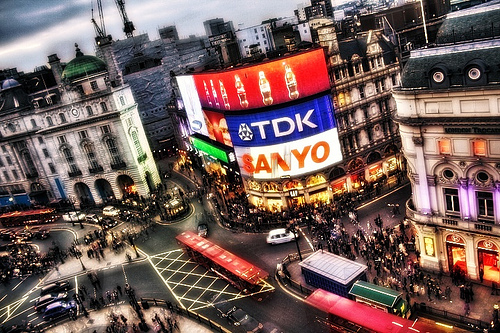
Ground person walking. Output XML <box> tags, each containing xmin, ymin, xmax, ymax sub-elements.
<box><xmin>464</xmin><ymin>302</ymin><xmax>471</xmax><ymax>316</ymax></box>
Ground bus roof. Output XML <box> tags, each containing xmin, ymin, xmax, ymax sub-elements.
<box><xmin>176</xmin><ymin>231</ymin><xmax>269</xmax><ymax>285</ymax></box>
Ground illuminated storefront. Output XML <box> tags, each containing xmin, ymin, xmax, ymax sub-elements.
<box><xmin>477</xmin><ymin>240</ymin><xmax>499</xmax><ymax>282</ymax></box>
<box><xmin>446</xmin><ymin>234</ymin><xmax>467</xmax><ymax>275</ymax></box>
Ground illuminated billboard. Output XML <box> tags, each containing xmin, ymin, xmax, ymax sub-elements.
<box><xmin>179</xmin><ymin>48</ymin><xmax>330</xmax><ymax>112</ymax></box>
<box><xmin>176</xmin><ymin>75</ymin><xmax>210</xmax><ymax>137</ymax></box>
<box><xmin>225</xmin><ymin>94</ymin><xmax>342</xmax><ymax>179</ymax></box>
<box><xmin>203</xmin><ymin>110</ymin><xmax>233</xmax><ymax>147</ymax></box>
<box><xmin>235</xmin><ymin>128</ymin><xmax>342</xmax><ymax>179</ymax></box>
<box><xmin>190</xmin><ymin>135</ymin><xmax>232</xmax><ymax>163</ymax></box>
<box><xmin>225</xmin><ymin>94</ymin><xmax>335</xmax><ymax>147</ymax></box>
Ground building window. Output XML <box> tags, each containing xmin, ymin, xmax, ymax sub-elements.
<box><xmin>477</xmin><ymin>191</ymin><xmax>494</xmax><ymax>219</ymax></box>
<box><xmin>12</xmin><ymin>170</ymin><xmax>18</xmax><ymax>180</ymax></box>
<box><xmin>354</xmin><ymin>62</ymin><xmax>361</xmax><ymax>75</ymax></box>
<box><xmin>358</xmin><ymin>85</ymin><xmax>365</xmax><ymax>99</ymax></box>
<box><xmin>473</xmin><ymin>140</ymin><xmax>486</xmax><ymax>156</ymax></box>
<box><xmin>380</xmin><ymin>78</ymin><xmax>385</xmax><ymax>91</ymax></box>
<box><xmin>78</xmin><ymin>130</ymin><xmax>88</xmax><ymax>139</ymax></box>
<box><xmin>391</xmin><ymin>74</ymin><xmax>398</xmax><ymax>86</ymax></box>
<box><xmin>101</xmin><ymin>125</ymin><xmax>111</xmax><ymax>134</ymax></box>
<box><xmin>3</xmin><ymin>171</ymin><xmax>10</xmax><ymax>182</ymax></box>
<box><xmin>1</xmin><ymin>146</ymin><xmax>6</xmax><ymax>153</ymax></box>
<box><xmin>46</xmin><ymin>116</ymin><xmax>54</xmax><ymax>126</ymax></box>
<box><xmin>0</xmin><ymin>157</ymin><xmax>3</xmax><ymax>167</ymax></box>
<box><xmin>62</xmin><ymin>147</ymin><xmax>79</xmax><ymax>173</ymax></box>
<box><xmin>444</xmin><ymin>188</ymin><xmax>460</xmax><ymax>213</ymax></box>
<box><xmin>5</xmin><ymin>156</ymin><xmax>12</xmax><ymax>165</ymax></box>
<box><xmin>100</xmin><ymin>102</ymin><xmax>108</xmax><ymax>113</ymax></box>
<box><xmin>59</xmin><ymin>113</ymin><xmax>67</xmax><ymax>123</ymax></box>
<box><xmin>82</xmin><ymin>142</ymin><xmax>100</xmax><ymax>169</ymax></box>
<box><xmin>48</xmin><ymin>163</ymin><xmax>56</xmax><ymax>174</ymax></box>
<box><xmin>76</xmin><ymin>85</ymin><xmax>84</xmax><ymax>94</ymax></box>
<box><xmin>22</xmin><ymin>150</ymin><xmax>37</xmax><ymax>175</ymax></box>
<box><xmin>438</xmin><ymin>139</ymin><xmax>451</xmax><ymax>155</ymax></box>
<box><xmin>38</xmin><ymin>137</ymin><xmax>44</xmax><ymax>144</ymax></box>
<box><xmin>104</xmin><ymin>137</ymin><xmax>122</xmax><ymax>165</ymax></box>
<box><xmin>57</xmin><ymin>136</ymin><xmax>67</xmax><ymax>144</ymax></box>
<box><xmin>86</xmin><ymin>105</ymin><xmax>94</xmax><ymax>116</ymax></box>
<box><xmin>31</xmin><ymin>119</ymin><xmax>37</xmax><ymax>128</ymax></box>
<box><xmin>90</xmin><ymin>81</ymin><xmax>98</xmax><ymax>91</ymax></box>
<box><xmin>42</xmin><ymin>148</ymin><xmax>50</xmax><ymax>158</ymax></box>
<box><xmin>119</xmin><ymin>96</ymin><xmax>125</xmax><ymax>106</ymax></box>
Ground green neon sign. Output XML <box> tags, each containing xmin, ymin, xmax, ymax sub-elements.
<box><xmin>190</xmin><ymin>136</ymin><xmax>229</xmax><ymax>163</ymax></box>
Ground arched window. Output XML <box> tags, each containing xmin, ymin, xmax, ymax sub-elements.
<box><xmin>82</xmin><ymin>142</ymin><xmax>100</xmax><ymax>169</ymax></box>
<box><xmin>104</xmin><ymin>137</ymin><xmax>122</xmax><ymax>165</ymax></box>
<box><xmin>62</xmin><ymin>147</ymin><xmax>79</xmax><ymax>173</ymax></box>
<box><xmin>59</xmin><ymin>113</ymin><xmax>67</xmax><ymax>123</ymax></box>
<box><xmin>86</xmin><ymin>105</ymin><xmax>94</xmax><ymax>116</ymax></box>
<box><xmin>100</xmin><ymin>102</ymin><xmax>108</xmax><ymax>113</ymax></box>
<box><xmin>46</xmin><ymin>116</ymin><xmax>53</xmax><ymax>126</ymax></box>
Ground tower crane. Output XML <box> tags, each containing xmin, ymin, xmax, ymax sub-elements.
<box><xmin>114</xmin><ymin>0</ymin><xmax>135</xmax><ymax>38</ymax></box>
<box><xmin>91</xmin><ymin>0</ymin><xmax>112</xmax><ymax>45</ymax></box>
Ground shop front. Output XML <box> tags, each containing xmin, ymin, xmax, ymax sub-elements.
<box><xmin>477</xmin><ymin>240</ymin><xmax>499</xmax><ymax>282</ymax></box>
<box><xmin>368</xmin><ymin>164</ymin><xmax>383</xmax><ymax>183</ymax></box>
<box><xmin>446</xmin><ymin>234</ymin><xmax>467</xmax><ymax>277</ymax></box>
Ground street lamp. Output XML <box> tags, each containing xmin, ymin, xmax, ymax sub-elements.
<box><xmin>291</xmin><ymin>221</ymin><xmax>302</xmax><ymax>261</ymax></box>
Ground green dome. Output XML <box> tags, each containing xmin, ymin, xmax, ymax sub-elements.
<box><xmin>62</xmin><ymin>47</ymin><xmax>107</xmax><ymax>82</ymax></box>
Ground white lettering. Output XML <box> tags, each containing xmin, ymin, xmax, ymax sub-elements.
<box><xmin>272</xmin><ymin>117</ymin><xmax>295</xmax><ymax>137</ymax></box>
<box><xmin>251</xmin><ymin>120</ymin><xmax>271</xmax><ymax>139</ymax></box>
<box><xmin>296</xmin><ymin>109</ymin><xmax>317</xmax><ymax>131</ymax></box>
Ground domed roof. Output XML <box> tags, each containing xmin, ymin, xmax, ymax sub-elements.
<box><xmin>61</xmin><ymin>44</ymin><xmax>107</xmax><ymax>82</ymax></box>
<box><xmin>1</xmin><ymin>78</ymin><xmax>21</xmax><ymax>90</ymax></box>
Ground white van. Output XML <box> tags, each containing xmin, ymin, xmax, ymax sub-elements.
<box><xmin>266</xmin><ymin>228</ymin><xmax>298</xmax><ymax>245</ymax></box>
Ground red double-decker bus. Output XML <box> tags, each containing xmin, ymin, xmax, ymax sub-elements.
<box><xmin>176</xmin><ymin>231</ymin><xmax>271</xmax><ymax>296</ymax></box>
<box><xmin>307</xmin><ymin>289</ymin><xmax>450</xmax><ymax>333</ymax></box>
<box><xmin>0</xmin><ymin>208</ymin><xmax>58</xmax><ymax>227</ymax></box>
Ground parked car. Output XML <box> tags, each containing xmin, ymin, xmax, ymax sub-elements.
<box><xmin>101</xmin><ymin>217</ymin><xmax>118</xmax><ymax>230</ymax></box>
<box><xmin>266</xmin><ymin>228</ymin><xmax>298</xmax><ymax>245</ymax></box>
<box><xmin>197</xmin><ymin>223</ymin><xmax>209</xmax><ymax>237</ymax></box>
<box><xmin>211</xmin><ymin>295</ymin><xmax>236</xmax><ymax>318</ymax></box>
<box><xmin>34</xmin><ymin>292</ymin><xmax>67</xmax><ymax>312</ymax></box>
<box><xmin>62</xmin><ymin>211</ymin><xmax>86</xmax><ymax>222</ymax></box>
<box><xmin>34</xmin><ymin>227</ymin><xmax>50</xmax><ymax>239</ymax></box>
<box><xmin>229</xmin><ymin>308</ymin><xmax>263</xmax><ymax>333</ymax></box>
<box><xmin>42</xmin><ymin>300</ymin><xmax>76</xmax><ymax>321</ymax></box>
<box><xmin>102</xmin><ymin>206</ymin><xmax>120</xmax><ymax>217</ymax></box>
<box><xmin>40</xmin><ymin>280</ymin><xmax>71</xmax><ymax>296</ymax></box>
<box><xmin>85</xmin><ymin>214</ymin><xmax>100</xmax><ymax>224</ymax></box>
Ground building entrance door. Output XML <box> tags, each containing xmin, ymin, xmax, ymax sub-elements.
<box><xmin>478</xmin><ymin>240</ymin><xmax>499</xmax><ymax>282</ymax></box>
<box><xmin>446</xmin><ymin>234</ymin><xmax>467</xmax><ymax>277</ymax></box>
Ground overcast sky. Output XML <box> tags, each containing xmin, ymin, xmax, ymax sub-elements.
<box><xmin>0</xmin><ymin>0</ymin><xmax>308</xmax><ymax>73</ymax></box>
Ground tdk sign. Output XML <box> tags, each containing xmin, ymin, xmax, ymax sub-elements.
<box><xmin>238</xmin><ymin>109</ymin><xmax>317</xmax><ymax>142</ymax></box>
<box><xmin>227</xmin><ymin>94</ymin><xmax>336</xmax><ymax>147</ymax></box>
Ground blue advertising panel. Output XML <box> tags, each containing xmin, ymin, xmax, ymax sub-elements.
<box><xmin>225</xmin><ymin>94</ymin><xmax>335</xmax><ymax>147</ymax></box>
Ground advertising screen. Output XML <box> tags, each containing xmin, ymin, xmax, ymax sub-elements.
<box><xmin>234</xmin><ymin>128</ymin><xmax>342</xmax><ymax>179</ymax></box>
<box><xmin>203</xmin><ymin>110</ymin><xmax>233</xmax><ymax>147</ymax></box>
<box><xmin>225</xmin><ymin>94</ymin><xmax>335</xmax><ymax>147</ymax></box>
<box><xmin>188</xmin><ymin>48</ymin><xmax>330</xmax><ymax>111</ymax></box>
<box><xmin>176</xmin><ymin>75</ymin><xmax>209</xmax><ymax>137</ymax></box>
<box><xmin>190</xmin><ymin>135</ymin><xmax>230</xmax><ymax>163</ymax></box>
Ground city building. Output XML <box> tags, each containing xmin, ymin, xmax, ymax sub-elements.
<box><xmin>0</xmin><ymin>44</ymin><xmax>160</xmax><ymax>208</ymax></box>
<box><xmin>393</xmin><ymin>2</ymin><xmax>500</xmax><ymax>281</ymax></box>
<box><xmin>318</xmin><ymin>26</ymin><xmax>403</xmax><ymax>198</ymax></box>
<box><xmin>235</xmin><ymin>23</ymin><xmax>275</xmax><ymax>59</ymax></box>
<box><xmin>203</xmin><ymin>18</ymin><xmax>241</xmax><ymax>67</ymax></box>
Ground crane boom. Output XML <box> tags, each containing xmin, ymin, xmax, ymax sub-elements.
<box><xmin>114</xmin><ymin>0</ymin><xmax>135</xmax><ymax>38</ymax></box>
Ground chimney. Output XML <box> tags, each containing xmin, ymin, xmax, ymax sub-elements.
<box><xmin>48</xmin><ymin>54</ymin><xmax>63</xmax><ymax>86</ymax></box>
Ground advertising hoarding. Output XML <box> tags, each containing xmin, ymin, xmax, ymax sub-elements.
<box><xmin>235</xmin><ymin>128</ymin><xmax>342</xmax><ymax>179</ymax></box>
<box><xmin>203</xmin><ymin>109</ymin><xmax>233</xmax><ymax>147</ymax></box>
<box><xmin>176</xmin><ymin>75</ymin><xmax>210</xmax><ymax>137</ymax></box>
<box><xmin>186</xmin><ymin>48</ymin><xmax>330</xmax><ymax>111</ymax></box>
<box><xmin>226</xmin><ymin>94</ymin><xmax>342</xmax><ymax>179</ymax></box>
<box><xmin>225</xmin><ymin>94</ymin><xmax>335</xmax><ymax>147</ymax></box>
<box><xmin>190</xmin><ymin>135</ymin><xmax>230</xmax><ymax>163</ymax></box>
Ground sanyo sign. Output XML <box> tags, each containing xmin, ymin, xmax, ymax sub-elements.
<box><xmin>234</xmin><ymin>128</ymin><xmax>342</xmax><ymax>179</ymax></box>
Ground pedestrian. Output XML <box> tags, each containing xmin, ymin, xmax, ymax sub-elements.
<box><xmin>464</xmin><ymin>302</ymin><xmax>470</xmax><ymax>316</ymax></box>
<box><xmin>445</xmin><ymin>286</ymin><xmax>451</xmax><ymax>300</ymax></box>
<box><xmin>492</xmin><ymin>282</ymin><xmax>498</xmax><ymax>295</ymax></box>
<box><xmin>116</xmin><ymin>284</ymin><xmax>122</xmax><ymax>296</ymax></box>
<box><xmin>479</xmin><ymin>265</ymin><xmax>484</xmax><ymax>283</ymax></box>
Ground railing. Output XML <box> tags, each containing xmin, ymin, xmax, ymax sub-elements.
<box><xmin>110</xmin><ymin>161</ymin><xmax>127</xmax><ymax>170</ymax></box>
<box><xmin>139</xmin><ymin>298</ymin><xmax>231</xmax><ymax>333</ymax></box>
<box><xmin>89</xmin><ymin>166</ymin><xmax>104</xmax><ymax>174</ymax></box>
<box><xmin>406</xmin><ymin>199</ymin><xmax>500</xmax><ymax>236</ymax></box>
<box><xmin>68</xmin><ymin>170</ymin><xmax>82</xmax><ymax>177</ymax></box>
<box><xmin>412</xmin><ymin>302</ymin><xmax>488</xmax><ymax>332</ymax></box>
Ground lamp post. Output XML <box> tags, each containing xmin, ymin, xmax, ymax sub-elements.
<box><xmin>291</xmin><ymin>221</ymin><xmax>303</xmax><ymax>261</ymax></box>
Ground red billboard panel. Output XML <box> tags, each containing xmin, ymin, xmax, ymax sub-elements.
<box><xmin>202</xmin><ymin>110</ymin><xmax>233</xmax><ymax>147</ymax></box>
<box><xmin>190</xmin><ymin>48</ymin><xmax>330</xmax><ymax>111</ymax></box>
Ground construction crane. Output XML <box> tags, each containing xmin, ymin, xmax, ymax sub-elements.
<box><xmin>115</xmin><ymin>0</ymin><xmax>135</xmax><ymax>38</ymax></box>
<box><xmin>91</xmin><ymin>0</ymin><xmax>112</xmax><ymax>45</ymax></box>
